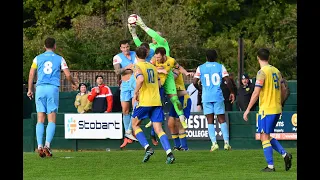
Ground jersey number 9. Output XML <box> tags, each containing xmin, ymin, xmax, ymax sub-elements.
<box><xmin>147</xmin><ymin>69</ymin><xmax>155</xmax><ymax>83</ymax></box>
<box><xmin>272</xmin><ymin>73</ymin><xmax>279</xmax><ymax>90</ymax></box>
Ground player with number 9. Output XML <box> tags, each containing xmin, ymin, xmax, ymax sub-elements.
<box><xmin>27</xmin><ymin>37</ymin><xmax>77</xmax><ymax>158</ymax></box>
<box><xmin>193</xmin><ymin>49</ymin><xmax>235</xmax><ymax>151</ymax></box>
<box><xmin>242</xmin><ymin>48</ymin><xmax>292</xmax><ymax>172</ymax></box>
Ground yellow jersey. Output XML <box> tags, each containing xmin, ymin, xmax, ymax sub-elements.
<box><xmin>174</xmin><ymin>71</ymin><xmax>186</xmax><ymax>91</ymax></box>
<box><xmin>255</xmin><ymin>65</ymin><xmax>282</xmax><ymax>115</ymax></box>
<box><xmin>151</xmin><ymin>56</ymin><xmax>176</xmax><ymax>85</ymax></box>
<box><xmin>134</xmin><ymin>61</ymin><xmax>162</xmax><ymax>106</ymax></box>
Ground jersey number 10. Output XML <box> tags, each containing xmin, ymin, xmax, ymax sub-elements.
<box><xmin>204</xmin><ymin>73</ymin><xmax>220</xmax><ymax>86</ymax></box>
<box><xmin>147</xmin><ymin>69</ymin><xmax>155</xmax><ymax>83</ymax></box>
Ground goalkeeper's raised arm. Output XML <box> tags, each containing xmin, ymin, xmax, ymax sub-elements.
<box><xmin>134</xmin><ymin>15</ymin><xmax>170</xmax><ymax>56</ymax></box>
<box><xmin>128</xmin><ymin>24</ymin><xmax>142</xmax><ymax>47</ymax></box>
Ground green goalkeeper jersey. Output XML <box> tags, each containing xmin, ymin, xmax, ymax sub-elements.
<box><xmin>133</xmin><ymin>28</ymin><xmax>170</xmax><ymax>56</ymax></box>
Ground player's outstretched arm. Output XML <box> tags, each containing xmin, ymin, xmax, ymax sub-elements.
<box><xmin>173</xmin><ymin>68</ymin><xmax>180</xmax><ymax>80</ymax></box>
<box><xmin>175</xmin><ymin>62</ymin><xmax>194</xmax><ymax>76</ymax></box>
<box><xmin>136</xmin><ymin>15</ymin><xmax>167</xmax><ymax>46</ymax></box>
<box><xmin>192</xmin><ymin>66</ymin><xmax>201</xmax><ymax>90</ymax></box>
<box><xmin>128</xmin><ymin>24</ymin><xmax>142</xmax><ymax>47</ymax></box>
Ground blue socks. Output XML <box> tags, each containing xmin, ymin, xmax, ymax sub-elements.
<box><xmin>158</xmin><ymin>132</ymin><xmax>171</xmax><ymax>154</ymax></box>
<box><xmin>135</xmin><ymin>128</ymin><xmax>149</xmax><ymax>148</ymax></box>
<box><xmin>36</xmin><ymin>122</ymin><xmax>56</xmax><ymax>148</ymax></box>
<box><xmin>270</xmin><ymin>137</ymin><xmax>286</xmax><ymax>155</ymax></box>
<box><xmin>220</xmin><ymin>122</ymin><xmax>229</xmax><ymax>143</ymax></box>
<box><xmin>45</xmin><ymin>122</ymin><xmax>56</xmax><ymax>146</ymax></box>
<box><xmin>262</xmin><ymin>140</ymin><xmax>274</xmax><ymax>166</ymax></box>
<box><xmin>171</xmin><ymin>134</ymin><xmax>181</xmax><ymax>148</ymax></box>
<box><xmin>36</xmin><ymin>122</ymin><xmax>44</xmax><ymax>147</ymax></box>
<box><xmin>179</xmin><ymin>133</ymin><xmax>188</xmax><ymax>150</ymax></box>
<box><xmin>208</xmin><ymin>124</ymin><xmax>216</xmax><ymax>144</ymax></box>
<box><xmin>123</xmin><ymin>114</ymin><xmax>131</xmax><ymax>131</ymax></box>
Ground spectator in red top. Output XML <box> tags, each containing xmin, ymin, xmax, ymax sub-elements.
<box><xmin>88</xmin><ymin>75</ymin><xmax>113</xmax><ymax>113</ymax></box>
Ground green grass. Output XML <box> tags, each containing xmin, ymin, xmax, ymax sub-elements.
<box><xmin>24</xmin><ymin>148</ymin><xmax>296</xmax><ymax>180</ymax></box>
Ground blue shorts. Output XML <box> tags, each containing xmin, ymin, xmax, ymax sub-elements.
<box><xmin>132</xmin><ymin>102</ymin><xmax>148</xmax><ymax>120</ymax></box>
<box><xmin>203</xmin><ymin>101</ymin><xmax>225</xmax><ymax>115</ymax></box>
<box><xmin>120</xmin><ymin>75</ymin><xmax>135</xmax><ymax>102</ymax></box>
<box><xmin>169</xmin><ymin>96</ymin><xmax>192</xmax><ymax>119</ymax></box>
<box><xmin>35</xmin><ymin>84</ymin><xmax>59</xmax><ymax>114</ymax></box>
<box><xmin>132</xmin><ymin>106</ymin><xmax>164</xmax><ymax>123</ymax></box>
<box><xmin>257</xmin><ymin>114</ymin><xmax>281</xmax><ymax>134</ymax></box>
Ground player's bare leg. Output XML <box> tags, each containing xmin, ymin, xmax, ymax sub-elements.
<box><xmin>36</xmin><ymin>112</ymin><xmax>46</xmax><ymax>158</ymax></box>
<box><xmin>217</xmin><ymin>114</ymin><xmax>231</xmax><ymax>150</ymax></box>
<box><xmin>206</xmin><ymin>114</ymin><xmax>219</xmax><ymax>151</ymax></box>
<box><xmin>120</xmin><ymin>101</ymin><xmax>136</xmax><ymax>148</ymax></box>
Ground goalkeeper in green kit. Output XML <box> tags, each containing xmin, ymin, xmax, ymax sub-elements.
<box><xmin>128</xmin><ymin>15</ymin><xmax>194</xmax><ymax>129</ymax></box>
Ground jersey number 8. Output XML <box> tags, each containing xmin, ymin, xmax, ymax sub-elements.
<box><xmin>43</xmin><ymin>61</ymin><xmax>53</xmax><ymax>75</ymax></box>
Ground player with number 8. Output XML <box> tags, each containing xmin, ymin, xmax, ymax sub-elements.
<box><xmin>27</xmin><ymin>37</ymin><xmax>77</xmax><ymax>158</ymax></box>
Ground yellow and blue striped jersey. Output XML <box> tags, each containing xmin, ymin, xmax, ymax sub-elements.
<box><xmin>151</xmin><ymin>56</ymin><xmax>176</xmax><ymax>85</ymax></box>
<box><xmin>255</xmin><ymin>65</ymin><xmax>282</xmax><ymax>115</ymax></box>
<box><xmin>134</xmin><ymin>61</ymin><xmax>162</xmax><ymax>106</ymax></box>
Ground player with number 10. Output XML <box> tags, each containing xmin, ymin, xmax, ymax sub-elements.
<box><xmin>193</xmin><ymin>49</ymin><xmax>235</xmax><ymax>151</ymax></box>
<box><xmin>131</xmin><ymin>46</ymin><xmax>175</xmax><ymax>164</ymax></box>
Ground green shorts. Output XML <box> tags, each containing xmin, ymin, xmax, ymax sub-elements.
<box><xmin>163</xmin><ymin>70</ymin><xmax>177</xmax><ymax>95</ymax></box>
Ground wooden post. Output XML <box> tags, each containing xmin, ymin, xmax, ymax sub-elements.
<box><xmin>238</xmin><ymin>38</ymin><xmax>244</xmax><ymax>86</ymax></box>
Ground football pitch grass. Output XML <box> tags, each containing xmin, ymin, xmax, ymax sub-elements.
<box><xmin>24</xmin><ymin>148</ymin><xmax>296</xmax><ymax>180</ymax></box>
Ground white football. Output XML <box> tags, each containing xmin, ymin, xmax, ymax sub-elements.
<box><xmin>128</xmin><ymin>14</ymin><xmax>138</xmax><ymax>26</ymax></box>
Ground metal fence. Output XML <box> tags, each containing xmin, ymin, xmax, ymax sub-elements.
<box><xmin>60</xmin><ymin>69</ymin><xmax>196</xmax><ymax>92</ymax></box>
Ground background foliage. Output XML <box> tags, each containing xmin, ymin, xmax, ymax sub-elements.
<box><xmin>23</xmin><ymin>0</ymin><xmax>297</xmax><ymax>81</ymax></box>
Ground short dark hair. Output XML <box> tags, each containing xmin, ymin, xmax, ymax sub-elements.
<box><xmin>257</xmin><ymin>48</ymin><xmax>270</xmax><ymax>61</ymax></box>
<box><xmin>155</xmin><ymin>47</ymin><xmax>166</xmax><ymax>56</ymax></box>
<box><xmin>45</xmin><ymin>37</ymin><xmax>55</xmax><ymax>49</ymax></box>
<box><xmin>78</xmin><ymin>83</ymin><xmax>88</xmax><ymax>90</ymax></box>
<box><xmin>95</xmin><ymin>75</ymin><xmax>103</xmax><ymax>80</ymax></box>
<box><xmin>206</xmin><ymin>49</ymin><xmax>218</xmax><ymax>62</ymax></box>
<box><xmin>119</xmin><ymin>40</ymin><xmax>130</xmax><ymax>47</ymax></box>
<box><xmin>140</xmin><ymin>42</ymin><xmax>150</xmax><ymax>50</ymax></box>
<box><xmin>135</xmin><ymin>46</ymin><xmax>147</xmax><ymax>59</ymax></box>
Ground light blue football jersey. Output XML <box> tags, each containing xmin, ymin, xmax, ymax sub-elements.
<box><xmin>113</xmin><ymin>51</ymin><xmax>136</xmax><ymax>68</ymax></box>
<box><xmin>195</xmin><ymin>62</ymin><xmax>229</xmax><ymax>102</ymax></box>
<box><xmin>32</xmin><ymin>50</ymin><xmax>68</xmax><ymax>87</ymax></box>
